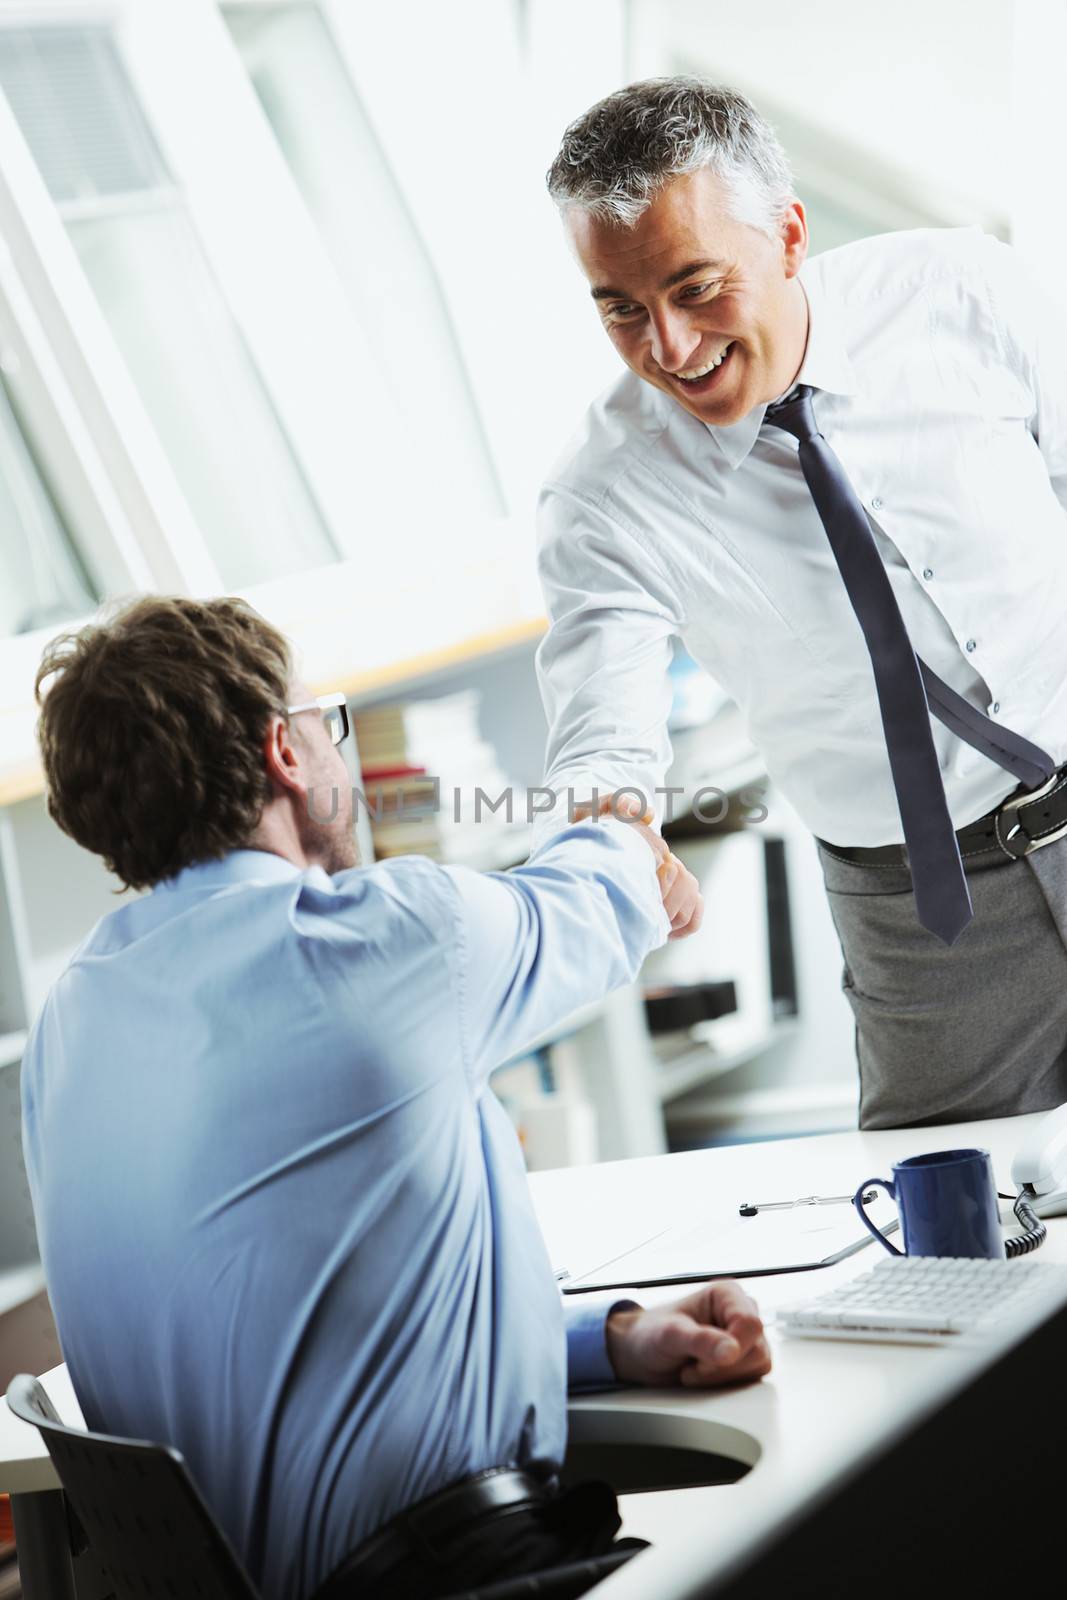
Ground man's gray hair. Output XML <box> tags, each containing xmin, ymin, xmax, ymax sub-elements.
<box><xmin>546</xmin><ymin>76</ymin><xmax>797</xmax><ymax>238</ymax></box>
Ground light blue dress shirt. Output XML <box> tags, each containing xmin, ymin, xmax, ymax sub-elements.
<box><xmin>21</xmin><ymin>819</ymin><xmax>667</xmax><ymax>1600</ymax></box>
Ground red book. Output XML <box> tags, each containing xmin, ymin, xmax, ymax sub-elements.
<box><xmin>359</xmin><ymin>765</ymin><xmax>429</xmax><ymax>782</ymax></box>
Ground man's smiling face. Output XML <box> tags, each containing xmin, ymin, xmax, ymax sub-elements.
<box><xmin>565</xmin><ymin>166</ymin><xmax>809</xmax><ymax>427</ymax></box>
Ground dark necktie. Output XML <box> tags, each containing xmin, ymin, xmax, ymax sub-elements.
<box><xmin>764</xmin><ymin>384</ymin><xmax>1056</xmax><ymax>945</ymax></box>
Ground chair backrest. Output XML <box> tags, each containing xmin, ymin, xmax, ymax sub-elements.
<box><xmin>6</xmin><ymin>1374</ymin><xmax>260</xmax><ymax>1600</ymax></box>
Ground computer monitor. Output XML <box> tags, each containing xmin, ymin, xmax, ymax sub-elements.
<box><xmin>599</xmin><ymin>1277</ymin><xmax>1067</xmax><ymax>1599</ymax></box>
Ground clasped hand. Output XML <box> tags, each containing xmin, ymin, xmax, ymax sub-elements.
<box><xmin>572</xmin><ymin>792</ymin><xmax>704</xmax><ymax>940</ymax></box>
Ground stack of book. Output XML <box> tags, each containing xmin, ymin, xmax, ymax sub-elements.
<box><xmin>354</xmin><ymin>690</ymin><xmax>527</xmax><ymax>869</ymax></box>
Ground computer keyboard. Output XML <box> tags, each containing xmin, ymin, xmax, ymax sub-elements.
<box><xmin>775</xmin><ymin>1255</ymin><xmax>1067</xmax><ymax>1344</ymax></box>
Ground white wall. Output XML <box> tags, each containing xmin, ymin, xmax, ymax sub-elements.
<box><xmin>632</xmin><ymin>0</ymin><xmax>1016</xmax><ymax>223</ymax></box>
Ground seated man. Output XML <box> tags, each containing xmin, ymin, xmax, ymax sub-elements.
<box><xmin>22</xmin><ymin>595</ymin><xmax>771</xmax><ymax>1600</ymax></box>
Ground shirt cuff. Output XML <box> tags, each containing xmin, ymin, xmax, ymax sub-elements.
<box><xmin>565</xmin><ymin>1296</ymin><xmax>643</xmax><ymax>1392</ymax></box>
<box><xmin>527</xmin><ymin>781</ymin><xmax>602</xmax><ymax>852</ymax></box>
<box><xmin>527</xmin><ymin>816</ymin><xmax>673</xmax><ymax>945</ymax></box>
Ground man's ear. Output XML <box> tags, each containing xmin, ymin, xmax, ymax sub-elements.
<box><xmin>261</xmin><ymin>714</ymin><xmax>303</xmax><ymax>796</ymax></box>
<box><xmin>781</xmin><ymin>200</ymin><xmax>808</xmax><ymax>276</ymax></box>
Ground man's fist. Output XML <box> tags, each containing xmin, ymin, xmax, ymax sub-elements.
<box><xmin>605</xmin><ymin>1281</ymin><xmax>772</xmax><ymax>1389</ymax></box>
<box><xmin>572</xmin><ymin>792</ymin><xmax>704</xmax><ymax>941</ymax></box>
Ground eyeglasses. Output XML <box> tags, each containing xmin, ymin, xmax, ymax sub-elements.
<box><xmin>286</xmin><ymin>690</ymin><xmax>350</xmax><ymax>747</ymax></box>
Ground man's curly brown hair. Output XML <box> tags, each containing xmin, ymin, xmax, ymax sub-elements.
<box><xmin>35</xmin><ymin>595</ymin><xmax>293</xmax><ymax>891</ymax></box>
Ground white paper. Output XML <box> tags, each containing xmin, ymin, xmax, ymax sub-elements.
<box><xmin>564</xmin><ymin>1193</ymin><xmax>900</xmax><ymax>1291</ymax></box>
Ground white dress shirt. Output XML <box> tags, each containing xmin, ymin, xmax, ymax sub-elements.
<box><xmin>533</xmin><ymin>225</ymin><xmax>1067</xmax><ymax>848</ymax></box>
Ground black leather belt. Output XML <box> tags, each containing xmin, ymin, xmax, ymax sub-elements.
<box><xmin>817</xmin><ymin>766</ymin><xmax>1067</xmax><ymax>868</ymax></box>
<box><xmin>311</xmin><ymin>1467</ymin><xmax>555</xmax><ymax>1598</ymax></box>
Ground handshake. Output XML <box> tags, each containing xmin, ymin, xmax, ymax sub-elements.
<box><xmin>574</xmin><ymin>793</ymin><xmax>704</xmax><ymax>941</ymax></box>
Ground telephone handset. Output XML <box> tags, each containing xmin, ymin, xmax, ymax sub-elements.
<box><xmin>989</xmin><ymin>1101</ymin><xmax>1067</xmax><ymax>1258</ymax></box>
<box><xmin>1011</xmin><ymin>1101</ymin><xmax>1067</xmax><ymax>1217</ymax></box>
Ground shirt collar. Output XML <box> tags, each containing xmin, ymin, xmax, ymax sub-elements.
<box><xmin>703</xmin><ymin>262</ymin><xmax>859</xmax><ymax>470</ymax></box>
<box><xmin>155</xmin><ymin>849</ymin><xmax>331</xmax><ymax>894</ymax></box>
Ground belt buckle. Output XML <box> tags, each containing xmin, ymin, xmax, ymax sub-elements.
<box><xmin>993</xmin><ymin>769</ymin><xmax>1067</xmax><ymax>860</ymax></box>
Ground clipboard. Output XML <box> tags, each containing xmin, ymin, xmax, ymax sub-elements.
<box><xmin>559</xmin><ymin>1193</ymin><xmax>902</xmax><ymax>1294</ymax></box>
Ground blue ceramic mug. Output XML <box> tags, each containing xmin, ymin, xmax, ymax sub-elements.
<box><xmin>853</xmin><ymin>1148</ymin><xmax>1005</xmax><ymax>1259</ymax></box>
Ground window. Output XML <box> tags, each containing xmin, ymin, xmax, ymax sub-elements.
<box><xmin>224</xmin><ymin>1</ymin><xmax>505</xmax><ymax>518</ymax></box>
<box><xmin>0</xmin><ymin>358</ymin><xmax>97</xmax><ymax>637</ymax></box>
<box><xmin>0</xmin><ymin>24</ymin><xmax>339</xmax><ymax>590</ymax></box>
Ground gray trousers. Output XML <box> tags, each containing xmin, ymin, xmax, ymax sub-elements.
<box><xmin>816</xmin><ymin>834</ymin><xmax>1067</xmax><ymax>1129</ymax></box>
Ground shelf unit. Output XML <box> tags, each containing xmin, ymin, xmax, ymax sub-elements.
<box><xmin>654</xmin><ymin>1017</ymin><xmax>804</xmax><ymax>1105</ymax></box>
<box><xmin>534</xmin><ymin>807</ymin><xmax>801</xmax><ymax>1162</ymax></box>
<box><xmin>666</xmin><ymin>1081</ymin><xmax>861</xmax><ymax>1150</ymax></box>
<box><xmin>341</xmin><ymin>646</ymin><xmax>818</xmax><ymax>1165</ymax></box>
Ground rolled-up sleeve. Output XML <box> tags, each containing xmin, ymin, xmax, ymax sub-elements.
<box><xmin>532</xmin><ymin>482</ymin><xmax>683</xmax><ymax>849</ymax></box>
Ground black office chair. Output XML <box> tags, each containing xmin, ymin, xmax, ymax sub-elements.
<box><xmin>7</xmin><ymin>1375</ymin><xmax>640</xmax><ymax>1600</ymax></box>
<box><xmin>6</xmin><ymin>1374</ymin><xmax>260</xmax><ymax>1598</ymax></box>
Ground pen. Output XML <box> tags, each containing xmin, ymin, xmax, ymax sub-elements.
<box><xmin>739</xmin><ymin>1190</ymin><xmax>876</xmax><ymax>1217</ymax></box>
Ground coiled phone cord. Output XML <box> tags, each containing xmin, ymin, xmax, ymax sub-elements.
<box><xmin>998</xmin><ymin>1189</ymin><xmax>1047</xmax><ymax>1257</ymax></box>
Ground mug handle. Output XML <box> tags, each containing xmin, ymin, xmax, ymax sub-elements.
<box><xmin>853</xmin><ymin>1177</ymin><xmax>903</xmax><ymax>1256</ymax></box>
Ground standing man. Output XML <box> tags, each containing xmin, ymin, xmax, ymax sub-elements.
<box><xmin>534</xmin><ymin>75</ymin><xmax>1067</xmax><ymax>1130</ymax></box>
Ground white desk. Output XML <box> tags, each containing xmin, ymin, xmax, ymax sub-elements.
<box><xmin>1</xmin><ymin>1112</ymin><xmax>1061</xmax><ymax>1598</ymax></box>
<box><xmin>528</xmin><ymin>1110</ymin><xmax>1067</xmax><ymax>1596</ymax></box>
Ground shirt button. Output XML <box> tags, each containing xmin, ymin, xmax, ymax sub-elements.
<box><xmin>965</xmin><ymin>638</ymin><xmax>977</xmax><ymax>652</ymax></box>
<box><xmin>871</xmin><ymin>496</ymin><xmax>884</xmax><ymax>511</ymax></box>
<box><xmin>922</xmin><ymin>567</ymin><xmax>934</xmax><ymax>580</ymax></box>
<box><xmin>992</xmin><ymin>702</ymin><xmax>1001</xmax><ymax>714</ymax></box>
